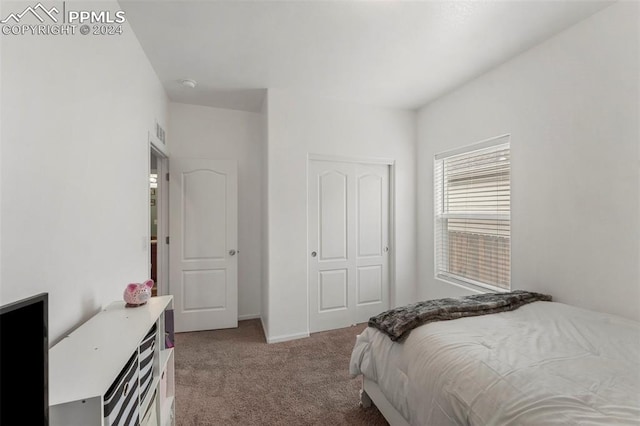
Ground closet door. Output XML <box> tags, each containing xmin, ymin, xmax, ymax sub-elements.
<box><xmin>308</xmin><ymin>160</ymin><xmax>389</xmax><ymax>333</ymax></box>
<box><xmin>354</xmin><ymin>164</ymin><xmax>390</xmax><ymax>324</ymax></box>
<box><xmin>308</xmin><ymin>161</ymin><xmax>356</xmax><ymax>333</ymax></box>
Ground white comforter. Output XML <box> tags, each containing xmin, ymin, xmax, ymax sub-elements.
<box><xmin>350</xmin><ymin>301</ymin><xmax>640</xmax><ymax>425</ymax></box>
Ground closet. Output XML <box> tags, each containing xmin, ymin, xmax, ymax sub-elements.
<box><xmin>308</xmin><ymin>160</ymin><xmax>390</xmax><ymax>332</ymax></box>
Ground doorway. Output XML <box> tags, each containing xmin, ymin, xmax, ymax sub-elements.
<box><xmin>150</xmin><ymin>146</ymin><xmax>169</xmax><ymax>296</ymax></box>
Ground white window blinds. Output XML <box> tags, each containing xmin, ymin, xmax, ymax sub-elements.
<box><xmin>434</xmin><ymin>136</ymin><xmax>511</xmax><ymax>291</ymax></box>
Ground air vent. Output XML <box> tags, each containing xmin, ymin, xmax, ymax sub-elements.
<box><xmin>156</xmin><ymin>122</ymin><xmax>166</xmax><ymax>144</ymax></box>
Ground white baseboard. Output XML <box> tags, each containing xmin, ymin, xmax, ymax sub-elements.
<box><xmin>238</xmin><ymin>313</ymin><xmax>261</xmax><ymax>321</ymax></box>
<box><xmin>266</xmin><ymin>331</ymin><xmax>310</xmax><ymax>344</ymax></box>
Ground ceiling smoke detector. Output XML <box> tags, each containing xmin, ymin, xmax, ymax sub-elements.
<box><xmin>181</xmin><ymin>79</ymin><xmax>197</xmax><ymax>88</ymax></box>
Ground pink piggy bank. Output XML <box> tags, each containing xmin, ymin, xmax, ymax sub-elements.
<box><xmin>124</xmin><ymin>279</ymin><xmax>154</xmax><ymax>306</ymax></box>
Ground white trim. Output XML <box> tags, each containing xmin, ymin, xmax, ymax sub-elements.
<box><xmin>435</xmin><ymin>274</ymin><xmax>507</xmax><ymax>294</ymax></box>
<box><xmin>434</xmin><ymin>134</ymin><xmax>510</xmax><ymax>160</ymax></box>
<box><xmin>305</xmin><ymin>156</ymin><xmax>310</xmax><ymax>336</ymax></box>
<box><xmin>388</xmin><ymin>162</ymin><xmax>398</xmax><ymax>308</ymax></box>
<box><xmin>266</xmin><ymin>331</ymin><xmax>310</xmax><ymax>344</ymax></box>
<box><xmin>433</xmin><ymin>154</ymin><xmax>439</xmax><ymax>293</ymax></box>
<box><xmin>308</xmin><ymin>153</ymin><xmax>394</xmax><ymax>165</ymax></box>
<box><xmin>238</xmin><ymin>314</ymin><xmax>261</xmax><ymax>321</ymax></box>
<box><xmin>438</xmin><ymin>213</ymin><xmax>510</xmax><ymax>221</ymax></box>
<box><xmin>149</xmin><ymin>140</ymin><xmax>169</xmax><ymax>297</ymax></box>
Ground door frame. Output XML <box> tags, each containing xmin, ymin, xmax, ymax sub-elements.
<box><xmin>150</xmin><ymin>138</ymin><xmax>169</xmax><ymax>297</ymax></box>
<box><xmin>306</xmin><ymin>154</ymin><xmax>397</xmax><ymax>330</ymax></box>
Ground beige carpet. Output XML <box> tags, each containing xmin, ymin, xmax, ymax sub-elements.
<box><xmin>174</xmin><ymin>320</ymin><xmax>388</xmax><ymax>425</ymax></box>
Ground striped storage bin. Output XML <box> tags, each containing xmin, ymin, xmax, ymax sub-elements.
<box><xmin>139</xmin><ymin>323</ymin><xmax>157</xmax><ymax>403</ymax></box>
<box><xmin>104</xmin><ymin>351</ymin><xmax>139</xmax><ymax>426</ymax></box>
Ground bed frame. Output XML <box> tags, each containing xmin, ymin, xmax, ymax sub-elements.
<box><xmin>360</xmin><ymin>377</ymin><xmax>410</xmax><ymax>426</ymax></box>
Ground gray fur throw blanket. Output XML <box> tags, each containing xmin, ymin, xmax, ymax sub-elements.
<box><xmin>369</xmin><ymin>290</ymin><xmax>552</xmax><ymax>342</ymax></box>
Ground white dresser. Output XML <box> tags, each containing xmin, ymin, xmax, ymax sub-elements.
<box><xmin>49</xmin><ymin>296</ymin><xmax>175</xmax><ymax>426</ymax></box>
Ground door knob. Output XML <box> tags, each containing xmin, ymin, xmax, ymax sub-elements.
<box><xmin>229</xmin><ymin>249</ymin><xmax>236</xmax><ymax>256</ymax></box>
<box><xmin>384</xmin><ymin>246</ymin><xmax>389</xmax><ymax>253</ymax></box>
<box><xmin>311</xmin><ymin>251</ymin><xmax>317</xmax><ymax>257</ymax></box>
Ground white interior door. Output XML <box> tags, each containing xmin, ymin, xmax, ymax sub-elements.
<box><xmin>308</xmin><ymin>160</ymin><xmax>389</xmax><ymax>333</ymax></box>
<box><xmin>308</xmin><ymin>161</ymin><xmax>356</xmax><ymax>332</ymax></box>
<box><xmin>170</xmin><ymin>158</ymin><xmax>238</xmax><ymax>332</ymax></box>
<box><xmin>354</xmin><ymin>163</ymin><xmax>390</xmax><ymax>323</ymax></box>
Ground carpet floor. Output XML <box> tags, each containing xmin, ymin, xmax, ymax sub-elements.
<box><xmin>174</xmin><ymin>319</ymin><xmax>389</xmax><ymax>425</ymax></box>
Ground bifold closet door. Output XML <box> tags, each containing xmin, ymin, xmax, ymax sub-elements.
<box><xmin>308</xmin><ymin>160</ymin><xmax>389</xmax><ymax>333</ymax></box>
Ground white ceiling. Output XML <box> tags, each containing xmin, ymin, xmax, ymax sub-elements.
<box><xmin>120</xmin><ymin>0</ymin><xmax>614</xmax><ymax>112</ymax></box>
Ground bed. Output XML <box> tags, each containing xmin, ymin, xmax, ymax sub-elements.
<box><xmin>349</xmin><ymin>299</ymin><xmax>640</xmax><ymax>425</ymax></box>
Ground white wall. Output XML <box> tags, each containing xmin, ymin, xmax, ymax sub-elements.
<box><xmin>168</xmin><ymin>103</ymin><xmax>263</xmax><ymax>319</ymax></box>
<box><xmin>265</xmin><ymin>89</ymin><xmax>417</xmax><ymax>342</ymax></box>
<box><xmin>417</xmin><ymin>2</ymin><xmax>640</xmax><ymax>320</ymax></box>
<box><xmin>1</xmin><ymin>1</ymin><xmax>168</xmax><ymax>343</ymax></box>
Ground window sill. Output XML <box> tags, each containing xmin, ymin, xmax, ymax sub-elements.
<box><xmin>435</xmin><ymin>273</ymin><xmax>510</xmax><ymax>295</ymax></box>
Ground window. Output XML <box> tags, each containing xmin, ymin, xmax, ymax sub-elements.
<box><xmin>434</xmin><ymin>136</ymin><xmax>510</xmax><ymax>291</ymax></box>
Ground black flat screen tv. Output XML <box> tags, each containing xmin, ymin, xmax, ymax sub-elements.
<box><xmin>0</xmin><ymin>293</ymin><xmax>49</xmax><ymax>426</ymax></box>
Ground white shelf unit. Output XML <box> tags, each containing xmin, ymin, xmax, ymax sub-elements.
<box><xmin>49</xmin><ymin>296</ymin><xmax>175</xmax><ymax>426</ymax></box>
